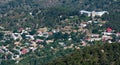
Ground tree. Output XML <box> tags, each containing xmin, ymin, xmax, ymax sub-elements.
<box><xmin>29</xmin><ymin>29</ymin><xmax>37</xmax><ymax>35</ymax></box>
<box><xmin>0</xmin><ymin>32</ymin><xmax>4</xmax><ymax>40</ymax></box>
<box><xmin>63</xmin><ymin>33</ymin><xmax>69</xmax><ymax>40</ymax></box>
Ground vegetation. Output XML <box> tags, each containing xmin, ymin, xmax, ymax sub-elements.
<box><xmin>1</xmin><ymin>42</ymin><xmax>120</xmax><ymax>65</ymax></box>
<box><xmin>47</xmin><ymin>43</ymin><xmax>120</xmax><ymax>65</ymax></box>
<box><xmin>0</xmin><ymin>0</ymin><xmax>119</xmax><ymax>31</ymax></box>
<box><xmin>0</xmin><ymin>0</ymin><xmax>119</xmax><ymax>65</ymax></box>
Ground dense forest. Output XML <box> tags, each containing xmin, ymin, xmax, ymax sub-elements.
<box><xmin>47</xmin><ymin>43</ymin><xmax>120</xmax><ymax>65</ymax></box>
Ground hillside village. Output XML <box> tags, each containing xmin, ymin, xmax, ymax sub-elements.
<box><xmin>0</xmin><ymin>10</ymin><xmax>120</xmax><ymax>64</ymax></box>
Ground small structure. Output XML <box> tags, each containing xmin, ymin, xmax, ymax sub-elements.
<box><xmin>21</xmin><ymin>48</ymin><xmax>29</xmax><ymax>54</ymax></box>
<box><xmin>37</xmin><ymin>27</ymin><xmax>47</xmax><ymax>33</ymax></box>
<box><xmin>102</xmin><ymin>35</ymin><xmax>113</xmax><ymax>41</ymax></box>
<box><xmin>106</xmin><ymin>27</ymin><xmax>112</xmax><ymax>33</ymax></box>
<box><xmin>80</xmin><ymin>10</ymin><xmax>109</xmax><ymax>19</ymax></box>
<box><xmin>14</xmin><ymin>42</ymin><xmax>21</xmax><ymax>46</ymax></box>
<box><xmin>12</xmin><ymin>33</ymin><xmax>22</xmax><ymax>40</ymax></box>
<box><xmin>46</xmin><ymin>40</ymin><xmax>54</xmax><ymax>44</ymax></box>
<box><xmin>80</xmin><ymin>10</ymin><xmax>109</xmax><ymax>17</ymax></box>
<box><xmin>80</xmin><ymin>41</ymin><xmax>87</xmax><ymax>46</ymax></box>
<box><xmin>26</xmin><ymin>35</ymin><xmax>35</xmax><ymax>40</ymax></box>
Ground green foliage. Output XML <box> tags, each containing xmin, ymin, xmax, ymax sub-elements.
<box><xmin>103</xmin><ymin>13</ymin><xmax>120</xmax><ymax>32</ymax></box>
<box><xmin>29</xmin><ymin>29</ymin><xmax>37</xmax><ymax>35</ymax></box>
<box><xmin>0</xmin><ymin>32</ymin><xmax>4</xmax><ymax>40</ymax></box>
<box><xmin>47</xmin><ymin>43</ymin><xmax>120</xmax><ymax>65</ymax></box>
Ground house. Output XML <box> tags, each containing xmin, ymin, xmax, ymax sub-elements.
<box><xmin>29</xmin><ymin>47</ymin><xmax>37</xmax><ymax>52</ymax></box>
<box><xmin>116</xmin><ymin>32</ymin><xmax>120</xmax><ymax>37</ymax></box>
<box><xmin>102</xmin><ymin>35</ymin><xmax>113</xmax><ymax>41</ymax></box>
<box><xmin>101</xmin><ymin>21</ymin><xmax>107</xmax><ymax>24</ymax></box>
<box><xmin>21</xmin><ymin>30</ymin><xmax>28</xmax><ymax>34</ymax></box>
<box><xmin>15</xmin><ymin>61</ymin><xmax>19</xmax><ymax>64</ymax></box>
<box><xmin>36</xmin><ymin>39</ymin><xmax>44</xmax><ymax>43</ymax></box>
<box><xmin>93</xmin><ymin>21</ymin><xmax>99</xmax><ymax>24</ymax></box>
<box><xmin>80</xmin><ymin>41</ymin><xmax>87</xmax><ymax>46</ymax></box>
<box><xmin>25</xmin><ymin>42</ymin><xmax>30</xmax><ymax>46</ymax></box>
<box><xmin>98</xmin><ymin>24</ymin><xmax>103</xmax><ymax>27</ymax></box>
<box><xmin>118</xmin><ymin>40</ymin><xmax>120</xmax><ymax>43</ymax></box>
<box><xmin>13</xmin><ymin>55</ymin><xmax>20</xmax><ymax>59</ymax></box>
<box><xmin>101</xmin><ymin>49</ymin><xmax>104</xmax><ymax>53</ymax></box>
<box><xmin>106</xmin><ymin>27</ymin><xmax>112</xmax><ymax>33</ymax></box>
<box><xmin>86</xmin><ymin>37</ymin><xmax>101</xmax><ymax>42</ymax></box>
<box><xmin>64</xmin><ymin>47</ymin><xmax>68</xmax><ymax>50</ymax></box>
<box><xmin>18</xmin><ymin>28</ymin><xmax>24</xmax><ymax>32</ymax></box>
<box><xmin>37</xmin><ymin>27</ymin><xmax>47</xmax><ymax>33</ymax></box>
<box><xmin>87</xmin><ymin>20</ymin><xmax>92</xmax><ymax>24</ymax></box>
<box><xmin>48</xmin><ymin>32</ymin><xmax>53</xmax><ymax>35</ymax></box>
<box><xmin>108</xmin><ymin>40</ymin><xmax>112</xmax><ymax>43</ymax></box>
<box><xmin>46</xmin><ymin>40</ymin><xmax>54</xmax><ymax>44</ymax></box>
<box><xmin>86</xmin><ymin>34</ymin><xmax>101</xmax><ymax>42</ymax></box>
<box><xmin>52</xmin><ymin>29</ymin><xmax>57</xmax><ymax>33</ymax></box>
<box><xmin>0</xmin><ymin>31</ymin><xmax>12</xmax><ymax>35</ymax></box>
<box><xmin>21</xmin><ymin>48</ymin><xmax>29</xmax><ymax>54</ymax></box>
<box><xmin>0</xmin><ymin>26</ymin><xmax>5</xmax><ymax>30</ymax></box>
<box><xmin>25</xmin><ymin>35</ymin><xmax>35</xmax><ymax>40</ymax></box>
<box><xmin>30</xmin><ymin>42</ymin><xmax>37</xmax><ymax>47</ymax></box>
<box><xmin>75</xmin><ymin>46</ymin><xmax>80</xmax><ymax>49</ymax></box>
<box><xmin>80</xmin><ymin>23</ymin><xmax>87</xmax><ymax>28</ymax></box>
<box><xmin>12</xmin><ymin>33</ymin><xmax>22</xmax><ymax>40</ymax></box>
<box><xmin>37</xmin><ymin>32</ymin><xmax>43</xmax><ymax>37</ymax></box>
<box><xmin>68</xmin><ymin>38</ymin><xmax>72</xmax><ymax>41</ymax></box>
<box><xmin>72</xmin><ymin>30</ymin><xmax>77</xmax><ymax>33</ymax></box>
<box><xmin>39</xmin><ymin>44</ymin><xmax>44</xmax><ymax>48</ymax></box>
<box><xmin>58</xmin><ymin>42</ymin><xmax>65</xmax><ymax>46</ymax></box>
<box><xmin>80</xmin><ymin>10</ymin><xmax>109</xmax><ymax>18</ymax></box>
<box><xmin>50</xmin><ymin>46</ymin><xmax>54</xmax><ymax>50</ymax></box>
<box><xmin>14</xmin><ymin>42</ymin><xmax>21</xmax><ymax>46</ymax></box>
<box><xmin>68</xmin><ymin>44</ymin><xmax>74</xmax><ymax>48</ymax></box>
<box><xmin>102</xmin><ymin>32</ymin><xmax>113</xmax><ymax>35</ymax></box>
<box><xmin>88</xmin><ymin>34</ymin><xmax>100</xmax><ymax>38</ymax></box>
<box><xmin>25</xmin><ymin>27</ymin><xmax>31</xmax><ymax>31</ymax></box>
<box><xmin>0</xmin><ymin>49</ymin><xmax>4</xmax><ymax>53</ymax></box>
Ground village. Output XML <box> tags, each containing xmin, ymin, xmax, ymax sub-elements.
<box><xmin>0</xmin><ymin>10</ymin><xmax>120</xmax><ymax>64</ymax></box>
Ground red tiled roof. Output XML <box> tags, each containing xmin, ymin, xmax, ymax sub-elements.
<box><xmin>21</xmin><ymin>49</ymin><xmax>28</xmax><ymax>54</ymax></box>
<box><xmin>107</xmin><ymin>27</ymin><xmax>112</xmax><ymax>32</ymax></box>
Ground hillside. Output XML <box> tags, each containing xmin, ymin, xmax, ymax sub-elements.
<box><xmin>0</xmin><ymin>0</ymin><xmax>120</xmax><ymax>65</ymax></box>
<box><xmin>0</xmin><ymin>0</ymin><xmax>119</xmax><ymax>31</ymax></box>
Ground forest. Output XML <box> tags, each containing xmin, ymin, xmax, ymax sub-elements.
<box><xmin>47</xmin><ymin>43</ymin><xmax>120</xmax><ymax>65</ymax></box>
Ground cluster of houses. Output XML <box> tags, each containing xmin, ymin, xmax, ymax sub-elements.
<box><xmin>0</xmin><ymin>27</ymin><xmax>54</xmax><ymax>63</ymax></box>
<box><xmin>0</xmin><ymin>26</ymin><xmax>84</xmax><ymax>63</ymax></box>
<box><xmin>85</xmin><ymin>27</ymin><xmax>120</xmax><ymax>43</ymax></box>
<box><xmin>0</xmin><ymin>15</ymin><xmax>120</xmax><ymax>64</ymax></box>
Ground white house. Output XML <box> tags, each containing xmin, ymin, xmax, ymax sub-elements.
<box><xmin>26</xmin><ymin>35</ymin><xmax>35</xmax><ymax>40</ymax></box>
<box><xmin>12</xmin><ymin>33</ymin><xmax>22</xmax><ymax>40</ymax></box>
